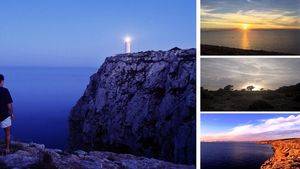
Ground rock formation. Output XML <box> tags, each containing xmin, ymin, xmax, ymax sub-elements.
<box><xmin>69</xmin><ymin>48</ymin><xmax>196</xmax><ymax>165</ymax></box>
<box><xmin>259</xmin><ymin>138</ymin><xmax>300</xmax><ymax>169</ymax></box>
<box><xmin>0</xmin><ymin>142</ymin><xmax>194</xmax><ymax>169</ymax></box>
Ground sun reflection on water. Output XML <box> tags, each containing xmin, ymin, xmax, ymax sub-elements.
<box><xmin>241</xmin><ymin>30</ymin><xmax>250</xmax><ymax>49</ymax></box>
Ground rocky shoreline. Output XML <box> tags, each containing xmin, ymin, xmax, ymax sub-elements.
<box><xmin>0</xmin><ymin>142</ymin><xmax>194</xmax><ymax>169</ymax></box>
<box><xmin>201</xmin><ymin>44</ymin><xmax>294</xmax><ymax>55</ymax></box>
<box><xmin>259</xmin><ymin>138</ymin><xmax>300</xmax><ymax>169</ymax></box>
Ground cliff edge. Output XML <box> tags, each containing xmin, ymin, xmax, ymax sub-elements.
<box><xmin>259</xmin><ymin>138</ymin><xmax>300</xmax><ymax>169</ymax></box>
<box><xmin>69</xmin><ymin>48</ymin><xmax>196</xmax><ymax>165</ymax></box>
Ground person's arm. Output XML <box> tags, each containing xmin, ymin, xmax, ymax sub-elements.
<box><xmin>6</xmin><ymin>89</ymin><xmax>14</xmax><ymax>119</ymax></box>
<box><xmin>8</xmin><ymin>103</ymin><xmax>14</xmax><ymax>119</ymax></box>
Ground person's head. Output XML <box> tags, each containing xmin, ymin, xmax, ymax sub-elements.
<box><xmin>0</xmin><ymin>74</ymin><xmax>4</xmax><ymax>86</ymax></box>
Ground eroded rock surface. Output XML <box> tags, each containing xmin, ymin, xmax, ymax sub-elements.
<box><xmin>69</xmin><ymin>48</ymin><xmax>196</xmax><ymax>165</ymax></box>
<box><xmin>0</xmin><ymin>142</ymin><xmax>194</xmax><ymax>169</ymax></box>
<box><xmin>260</xmin><ymin>138</ymin><xmax>300</xmax><ymax>169</ymax></box>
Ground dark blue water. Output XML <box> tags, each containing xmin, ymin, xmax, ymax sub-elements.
<box><xmin>0</xmin><ymin>67</ymin><xmax>97</xmax><ymax>149</ymax></box>
<box><xmin>201</xmin><ymin>142</ymin><xmax>273</xmax><ymax>169</ymax></box>
<box><xmin>201</xmin><ymin>29</ymin><xmax>300</xmax><ymax>54</ymax></box>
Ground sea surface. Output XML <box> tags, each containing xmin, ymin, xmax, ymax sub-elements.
<box><xmin>201</xmin><ymin>142</ymin><xmax>274</xmax><ymax>169</ymax></box>
<box><xmin>0</xmin><ymin>67</ymin><xmax>97</xmax><ymax>149</ymax></box>
<box><xmin>201</xmin><ymin>29</ymin><xmax>300</xmax><ymax>54</ymax></box>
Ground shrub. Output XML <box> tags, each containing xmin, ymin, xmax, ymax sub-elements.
<box><xmin>230</xmin><ymin>91</ymin><xmax>242</xmax><ymax>97</ymax></box>
<box><xmin>285</xmin><ymin>92</ymin><xmax>294</xmax><ymax>97</ymax></box>
<box><xmin>201</xmin><ymin>87</ymin><xmax>213</xmax><ymax>99</ymax></box>
<box><xmin>262</xmin><ymin>92</ymin><xmax>282</xmax><ymax>100</ymax></box>
<box><xmin>248</xmin><ymin>100</ymin><xmax>274</xmax><ymax>111</ymax></box>
<box><xmin>293</xmin><ymin>94</ymin><xmax>300</xmax><ymax>102</ymax></box>
<box><xmin>224</xmin><ymin>85</ymin><xmax>234</xmax><ymax>91</ymax></box>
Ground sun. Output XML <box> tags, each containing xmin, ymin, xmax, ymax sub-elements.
<box><xmin>241</xmin><ymin>23</ymin><xmax>250</xmax><ymax>30</ymax></box>
<box><xmin>242</xmin><ymin>83</ymin><xmax>264</xmax><ymax>91</ymax></box>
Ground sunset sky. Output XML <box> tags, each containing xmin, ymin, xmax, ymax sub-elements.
<box><xmin>201</xmin><ymin>0</ymin><xmax>300</xmax><ymax>29</ymax></box>
<box><xmin>202</xmin><ymin>114</ymin><xmax>300</xmax><ymax>142</ymax></box>
<box><xmin>201</xmin><ymin>58</ymin><xmax>300</xmax><ymax>91</ymax></box>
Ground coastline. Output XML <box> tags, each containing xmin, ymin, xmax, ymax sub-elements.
<box><xmin>201</xmin><ymin>44</ymin><xmax>296</xmax><ymax>55</ymax></box>
<box><xmin>258</xmin><ymin>138</ymin><xmax>300</xmax><ymax>169</ymax></box>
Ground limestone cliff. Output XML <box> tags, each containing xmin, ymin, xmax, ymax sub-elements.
<box><xmin>260</xmin><ymin>138</ymin><xmax>300</xmax><ymax>169</ymax></box>
<box><xmin>69</xmin><ymin>48</ymin><xmax>196</xmax><ymax>165</ymax></box>
<box><xmin>0</xmin><ymin>142</ymin><xmax>194</xmax><ymax>169</ymax></box>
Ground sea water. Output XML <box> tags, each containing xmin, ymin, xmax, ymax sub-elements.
<box><xmin>201</xmin><ymin>29</ymin><xmax>300</xmax><ymax>54</ymax></box>
<box><xmin>0</xmin><ymin>67</ymin><xmax>97</xmax><ymax>149</ymax></box>
<box><xmin>201</xmin><ymin>142</ymin><xmax>273</xmax><ymax>169</ymax></box>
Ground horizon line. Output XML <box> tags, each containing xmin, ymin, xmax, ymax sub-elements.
<box><xmin>0</xmin><ymin>65</ymin><xmax>99</xmax><ymax>69</ymax></box>
<box><xmin>201</xmin><ymin>137</ymin><xmax>300</xmax><ymax>143</ymax></box>
<box><xmin>201</xmin><ymin>28</ymin><xmax>300</xmax><ymax>31</ymax></box>
<box><xmin>201</xmin><ymin>83</ymin><xmax>300</xmax><ymax>91</ymax></box>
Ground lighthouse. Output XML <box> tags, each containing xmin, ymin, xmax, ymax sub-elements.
<box><xmin>124</xmin><ymin>36</ymin><xmax>131</xmax><ymax>53</ymax></box>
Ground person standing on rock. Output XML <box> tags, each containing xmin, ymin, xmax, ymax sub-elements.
<box><xmin>0</xmin><ymin>74</ymin><xmax>14</xmax><ymax>154</ymax></box>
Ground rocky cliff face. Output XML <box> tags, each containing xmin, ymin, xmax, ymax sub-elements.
<box><xmin>260</xmin><ymin>138</ymin><xmax>300</xmax><ymax>169</ymax></box>
<box><xmin>69</xmin><ymin>48</ymin><xmax>196</xmax><ymax>165</ymax></box>
<box><xmin>0</xmin><ymin>142</ymin><xmax>194</xmax><ymax>169</ymax></box>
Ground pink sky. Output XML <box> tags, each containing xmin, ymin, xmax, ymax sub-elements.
<box><xmin>202</xmin><ymin>115</ymin><xmax>300</xmax><ymax>142</ymax></box>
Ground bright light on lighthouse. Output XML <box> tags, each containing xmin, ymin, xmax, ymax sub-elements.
<box><xmin>125</xmin><ymin>37</ymin><xmax>131</xmax><ymax>43</ymax></box>
<box><xmin>124</xmin><ymin>36</ymin><xmax>132</xmax><ymax>53</ymax></box>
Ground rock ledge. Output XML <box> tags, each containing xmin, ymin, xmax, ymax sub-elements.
<box><xmin>0</xmin><ymin>142</ymin><xmax>194</xmax><ymax>169</ymax></box>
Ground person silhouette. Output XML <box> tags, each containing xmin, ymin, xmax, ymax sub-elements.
<box><xmin>0</xmin><ymin>74</ymin><xmax>14</xmax><ymax>154</ymax></box>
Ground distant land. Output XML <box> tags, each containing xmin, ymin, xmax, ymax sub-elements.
<box><xmin>259</xmin><ymin>138</ymin><xmax>300</xmax><ymax>169</ymax></box>
<box><xmin>201</xmin><ymin>44</ymin><xmax>295</xmax><ymax>55</ymax></box>
<box><xmin>201</xmin><ymin>83</ymin><xmax>300</xmax><ymax>111</ymax></box>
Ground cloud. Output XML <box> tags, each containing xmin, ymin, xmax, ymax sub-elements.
<box><xmin>201</xmin><ymin>58</ymin><xmax>300</xmax><ymax>90</ymax></box>
<box><xmin>202</xmin><ymin>115</ymin><xmax>300</xmax><ymax>142</ymax></box>
<box><xmin>201</xmin><ymin>6</ymin><xmax>300</xmax><ymax>29</ymax></box>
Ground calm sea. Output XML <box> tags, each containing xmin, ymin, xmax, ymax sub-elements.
<box><xmin>0</xmin><ymin>67</ymin><xmax>97</xmax><ymax>149</ymax></box>
<box><xmin>201</xmin><ymin>142</ymin><xmax>273</xmax><ymax>169</ymax></box>
<box><xmin>201</xmin><ymin>29</ymin><xmax>300</xmax><ymax>54</ymax></box>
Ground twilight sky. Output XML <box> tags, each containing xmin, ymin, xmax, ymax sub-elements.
<box><xmin>0</xmin><ymin>0</ymin><xmax>195</xmax><ymax>67</ymax></box>
<box><xmin>201</xmin><ymin>0</ymin><xmax>300</xmax><ymax>29</ymax></box>
<box><xmin>201</xmin><ymin>114</ymin><xmax>300</xmax><ymax>142</ymax></box>
<box><xmin>201</xmin><ymin>58</ymin><xmax>300</xmax><ymax>90</ymax></box>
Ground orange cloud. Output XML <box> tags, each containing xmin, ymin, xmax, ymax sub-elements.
<box><xmin>201</xmin><ymin>6</ymin><xmax>300</xmax><ymax>29</ymax></box>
